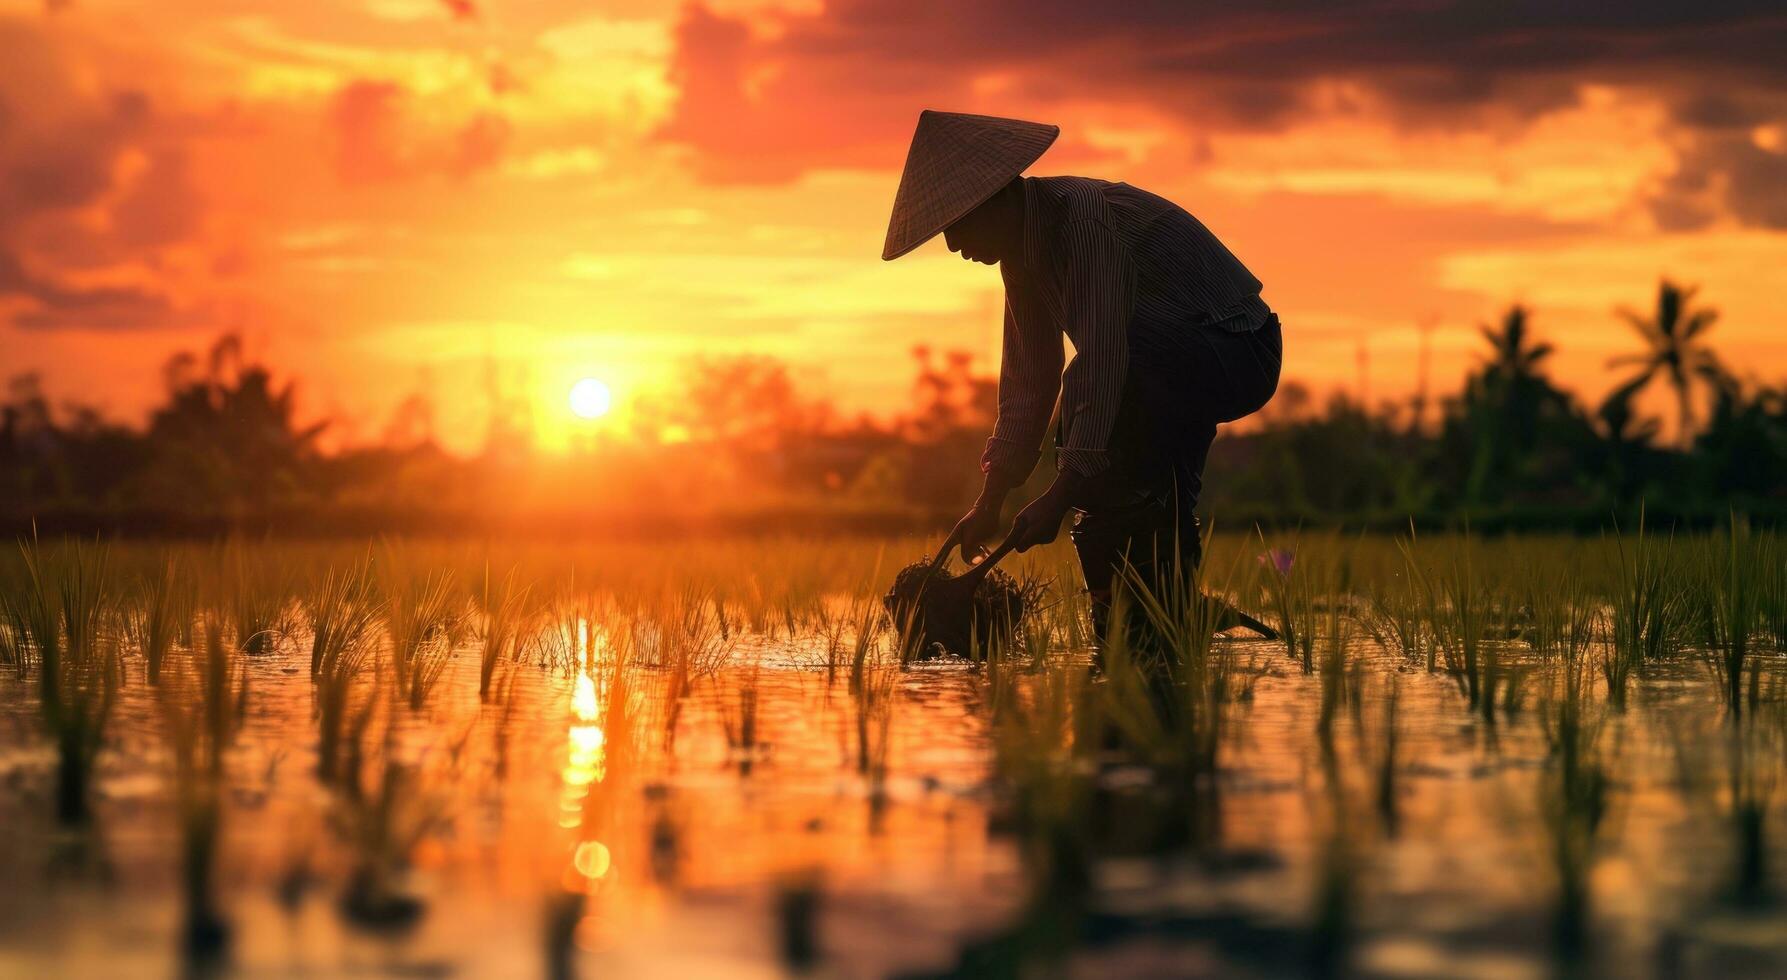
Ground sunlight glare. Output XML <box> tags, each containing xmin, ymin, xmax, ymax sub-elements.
<box><xmin>569</xmin><ymin>377</ymin><xmax>613</xmax><ymax>419</ymax></box>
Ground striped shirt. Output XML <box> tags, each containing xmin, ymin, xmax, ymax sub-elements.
<box><xmin>982</xmin><ymin>176</ymin><xmax>1270</xmax><ymax>482</ymax></box>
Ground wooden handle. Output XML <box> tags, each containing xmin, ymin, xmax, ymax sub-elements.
<box><xmin>931</xmin><ymin>525</ymin><xmax>963</xmax><ymax>568</ymax></box>
<box><xmin>955</xmin><ymin>531</ymin><xmax>1020</xmax><ymax>589</ymax></box>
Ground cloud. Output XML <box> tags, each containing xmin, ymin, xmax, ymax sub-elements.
<box><xmin>1662</xmin><ymin>135</ymin><xmax>1787</xmax><ymax>230</ymax></box>
<box><xmin>0</xmin><ymin>247</ymin><xmax>178</xmax><ymax>331</ymax></box>
<box><xmin>655</xmin><ymin>0</ymin><xmax>1787</xmax><ymax>227</ymax></box>
<box><xmin>438</xmin><ymin>0</ymin><xmax>477</xmax><ymax>22</ymax></box>
<box><xmin>330</xmin><ymin>79</ymin><xmax>409</xmax><ymax>184</ymax></box>
<box><xmin>0</xmin><ymin>17</ymin><xmax>197</xmax><ymax>330</ymax></box>
<box><xmin>452</xmin><ymin>111</ymin><xmax>511</xmax><ymax>178</ymax></box>
<box><xmin>1651</xmin><ymin>90</ymin><xmax>1787</xmax><ymax>230</ymax></box>
<box><xmin>329</xmin><ymin>78</ymin><xmax>512</xmax><ymax>184</ymax></box>
<box><xmin>656</xmin><ymin>3</ymin><xmax>959</xmax><ymax>182</ymax></box>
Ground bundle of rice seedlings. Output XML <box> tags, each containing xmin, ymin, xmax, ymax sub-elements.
<box><xmin>884</xmin><ymin>557</ymin><xmax>1035</xmax><ymax>661</ymax></box>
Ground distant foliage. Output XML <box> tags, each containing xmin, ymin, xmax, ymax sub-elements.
<box><xmin>3</xmin><ymin>281</ymin><xmax>1786</xmax><ymax>532</ymax></box>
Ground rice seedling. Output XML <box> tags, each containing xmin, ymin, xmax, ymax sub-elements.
<box><xmin>1040</xmin><ymin>563</ymin><xmax>1093</xmax><ymax>656</ymax></box>
<box><xmin>125</xmin><ymin>553</ymin><xmax>194</xmax><ymax>685</ymax></box>
<box><xmin>721</xmin><ymin>659</ymin><xmax>764</xmax><ymax>775</ymax></box>
<box><xmin>303</xmin><ymin>557</ymin><xmax>382</xmax><ymax>680</ymax></box>
<box><xmin>1406</xmin><ymin>531</ymin><xmax>1513</xmax><ymax>722</ymax></box>
<box><xmin>1094</xmin><ymin>549</ymin><xmax>1248</xmax><ymax>788</ymax></box>
<box><xmin>1690</xmin><ymin>518</ymin><xmax>1765</xmax><ymax>718</ymax></box>
<box><xmin>845</xmin><ymin>594</ymin><xmax>885</xmax><ymax>678</ymax></box>
<box><xmin>851</xmin><ymin>654</ymin><xmax>896</xmax><ymax>792</ymax></box>
<box><xmin>648</xmin><ymin>585</ymin><xmax>733</xmax><ymax>688</ymax></box>
<box><xmin>1316</xmin><ymin>560</ymin><xmax>1357</xmax><ymax>743</ymax></box>
<box><xmin>0</xmin><ymin>552</ymin><xmax>41</xmax><ymax>679</ymax></box>
<box><xmin>946</xmin><ymin>655</ymin><xmax>1097</xmax><ymax>978</ymax></box>
<box><xmin>476</xmin><ymin>564</ymin><xmax>533</xmax><ymax>701</ymax></box>
<box><xmin>780</xmin><ymin>599</ymin><xmax>802</xmax><ymax>641</ymax></box>
<box><xmin>323</xmin><ymin>654</ymin><xmax>457</xmax><ymax>930</ymax></box>
<box><xmin>155</xmin><ymin>620</ymin><xmax>249</xmax><ymax>956</ymax></box>
<box><xmin>1662</xmin><ymin>686</ymin><xmax>1784</xmax><ymax>908</ymax></box>
<box><xmin>1371</xmin><ymin>675</ymin><xmax>1401</xmax><ymax>836</ymax></box>
<box><xmin>815</xmin><ymin>599</ymin><xmax>847</xmax><ymax>677</ymax></box>
<box><xmin>221</xmin><ymin>541</ymin><xmax>291</xmax><ymax>655</ymax></box>
<box><xmin>1725</xmin><ymin>715</ymin><xmax>1781</xmax><ymax>906</ymax></box>
<box><xmin>532</xmin><ymin>595</ymin><xmax>626</xmax><ymax>699</ymax></box>
<box><xmin>1517</xmin><ymin>553</ymin><xmax>1580</xmax><ymax>663</ymax></box>
<box><xmin>544</xmin><ymin>887</ymin><xmax>584</xmax><ymax>980</ymax></box>
<box><xmin>978</xmin><ymin>620</ymin><xmax>1031</xmax><ymax>726</ymax></box>
<box><xmin>1537</xmin><ymin>631</ymin><xmax>1612</xmax><ymax>960</ymax></box>
<box><xmin>1602</xmin><ymin>514</ymin><xmax>1685</xmax><ymax>711</ymax></box>
<box><xmin>1257</xmin><ymin>536</ymin><xmax>1317</xmax><ymax>671</ymax></box>
<box><xmin>485</xmin><ymin>657</ymin><xmax>525</xmax><ymax>781</ymax></box>
<box><xmin>314</xmin><ymin>646</ymin><xmax>379</xmax><ymax>785</ymax></box>
<box><xmin>13</xmin><ymin>537</ymin><xmax>120</xmax><ymax>823</ymax></box>
<box><xmin>1306</xmin><ymin>766</ymin><xmax>1362</xmax><ymax>979</ymax></box>
<box><xmin>1362</xmin><ymin>572</ymin><xmax>1431</xmax><ymax>670</ymax></box>
<box><xmin>331</xmin><ymin>749</ymin><xmax>448</xmax><ymax>930</ymax></box>
<box><xmin>775</xmin><ymin>871</ymin><xmax>824</xmax><ymax>973</ymax></box>
<box><xmin>380</xmin><ymin>561</ymin><xmax>464</xmax><ymax>711</ymax></box>
<box><xmin>989</xmin><ymin>651</ymin><xmax>1087</xmax><ymax>836</ymax></box>
<box><xmin>1760</xmin><ymin>528</ymin><xmax>1787</xmax><ymax>652</ymax></box>
<box><xmin>711</xmin><ymin>593</ymin><xmax>735</xmax><ymax>643</ymax></box>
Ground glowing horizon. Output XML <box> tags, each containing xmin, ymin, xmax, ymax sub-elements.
<box><xmin>3</xmin><ymin>1</ymin><xmax>1784</xmax><ymax>454</ymax></box>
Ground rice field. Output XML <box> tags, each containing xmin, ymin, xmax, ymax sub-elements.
<box><xmin>1</xmin><ymin>526</ymin><xmax>1786</xmax><ymax>977</ymax></box>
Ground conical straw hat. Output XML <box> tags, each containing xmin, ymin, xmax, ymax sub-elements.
<box><xmin>882</xmin><ymin>110</ymin><xmax>1059</xmax><ymax>261</ymax></box>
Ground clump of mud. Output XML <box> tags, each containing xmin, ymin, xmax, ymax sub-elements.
<box><xmin>884</xmin><ymin>557</ymin><xmax>1032</xmax><ymax>660</ymax></box>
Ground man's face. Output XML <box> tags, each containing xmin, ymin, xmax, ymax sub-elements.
<box><xmin>942</xmin><ymin>192</ymin><xmax>1008</xmax><ymax>265</ymax></box>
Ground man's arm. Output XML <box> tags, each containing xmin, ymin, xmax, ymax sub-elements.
<box><xmin>1053</xmin><ymin>218</ymin><xmax>1132</xmax><ymax>478</ymax></box>
<box><xmin>1006</xmin><ymin>219</ymin><xmax>1133</xmax><ymax>552</ymax></box>
<box><xmin>982</xmin><ymin>289</ymin><xmax>1063</xmax><ymax>488</ymax></box>
<box><xmin>957</xmin><ymin>287</ymin><xmax>1062</xmax><ymax>558</ymax></box>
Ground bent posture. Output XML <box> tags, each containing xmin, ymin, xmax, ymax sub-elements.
<box><xmin>882</xmin><ymin>110</ymin><xmax>1282</xmax><ymax>647</ymax></box>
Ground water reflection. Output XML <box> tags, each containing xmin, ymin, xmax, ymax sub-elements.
<box><xmin>5</xmin><ymin>600</ymin><xmax>1786</xmax><ymax>976</ymax></box>
<box><xmin>558</xmin><ymin>616</ymin><xmax>621</xmax><ymax>958</ymax></box>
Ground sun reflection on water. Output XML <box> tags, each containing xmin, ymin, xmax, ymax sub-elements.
<box><xmin>555</xmin><ymin>614</ymin><xmax>629</xmax><ymax>954</ymax></box>
<box><xmin>561</xmin><ymin>619</ymin><xmax>609</xmax><ymax>825</ymax></box>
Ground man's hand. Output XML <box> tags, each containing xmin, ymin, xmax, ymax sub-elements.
<box><xmin>950</xmin><ymin>501</ymin><xmax>1003</xmax><ymax>562</ymax></box>
<box><xmin>1007</xmin><ymin>472</ymin><xmax>1085</xmax><ymax>552</ymax></box>
<box><xmin>952</xmin><ymin>470</ymin><xmax>1026</xmax><ymax>561</ymax></box>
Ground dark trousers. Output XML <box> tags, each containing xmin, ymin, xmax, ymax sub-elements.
<box><xmin>1065</xmin><ymin>315</ymin><xmax>1283</xmax><ymax>648</ymax></box>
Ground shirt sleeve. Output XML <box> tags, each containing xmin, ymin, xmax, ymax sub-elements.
<box><xmin>980</xmin><ymin>283</ymin><xmax>1062</xmax><ymax>487</ymax></box>
<box><xmin>1054</xmin><ymin>219</ymin><xmax>1133</xmax><ymax>477</ymax></box>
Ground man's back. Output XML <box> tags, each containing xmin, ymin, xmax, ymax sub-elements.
<box><xmin>1026</xmin><ymin>176</ymin><xmax>1268</xmax><ymax>332</ymax></box>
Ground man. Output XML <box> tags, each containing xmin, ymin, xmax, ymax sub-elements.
<box><xmin>882</xmin><ymin>109</ymin><xmax>1282</xmax><ymax>647</ymax></box>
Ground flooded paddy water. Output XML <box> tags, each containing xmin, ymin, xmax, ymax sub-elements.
<box><xmin>1</xmin><ymin>531</ymin><xmax>1786</xmax><ymax>978</ymax></box>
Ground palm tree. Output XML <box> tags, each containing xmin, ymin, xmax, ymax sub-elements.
<box><xmin>1609</xmin><ymin>280</ymin><xmax>1726</xmax><ymax>448</ymax></box>
<box><xmin>1478</xmin><ymin>305</ymin><xmax>1564</xmax><ymax>442</ymax></box>
<box><xmin>1481</xmin><ymin>305</ymin><xmax>1554</xmax><ymax>388</ymax></box>
<box><xmin>1596</xmin><ymin>375</ymin><xmax>1662</xmax><ymax>500</ymax></box>
<box><xmin>1459</xmin><ymin>306</ymin><xmax>1568</xmax><ymax>500</ymax></box>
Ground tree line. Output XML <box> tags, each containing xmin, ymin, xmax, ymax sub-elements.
<box><xmin>3</xmin><ymin>280</ymin><xmax>1782</xmax><ymax>534</ymax></box>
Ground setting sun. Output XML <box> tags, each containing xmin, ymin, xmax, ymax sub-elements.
<box><xmin>568</xmin><ymin>378</ymin><xmax>613</xmax><ymax>420</ymax></box>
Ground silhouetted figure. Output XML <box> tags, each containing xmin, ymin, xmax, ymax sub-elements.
<box><xmin>883</xmin><ymin>110</ymin><xmax>1281</xmax><ymax>651</ymax></box>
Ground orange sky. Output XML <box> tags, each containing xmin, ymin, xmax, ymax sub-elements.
<box><xmin>2</xmin><ymin>0</ymin><xmax>1785</xmax><ymax>452</ymax></box>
